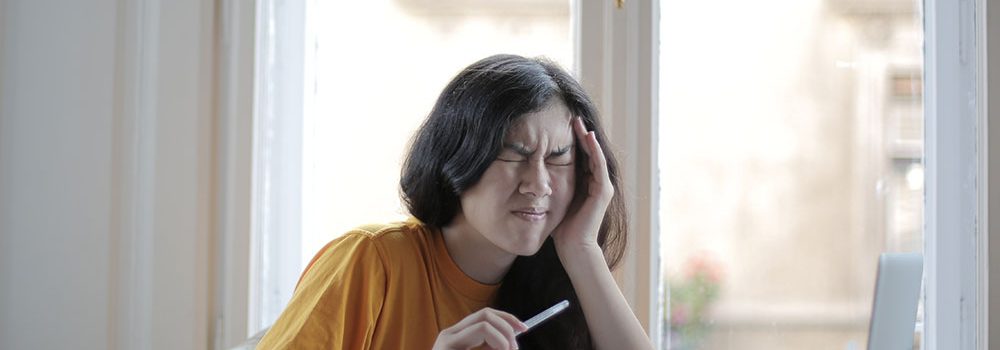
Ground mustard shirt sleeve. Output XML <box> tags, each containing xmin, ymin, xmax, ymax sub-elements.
<box><xmin>257</xmin><ymin>232</ymin><xmax>388</xmax><ymax>350</ymax></box>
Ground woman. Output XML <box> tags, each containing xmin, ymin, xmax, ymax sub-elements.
<box><xmin>257</xmin><ymin>54</ymin><xmax>653</xmax><ymax>350</ymax></box>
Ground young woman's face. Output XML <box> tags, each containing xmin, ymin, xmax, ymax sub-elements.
<box><xmin>456</xmin><ymin>99</ymin><xmax>577</xmax><ymax>256</ymax></box>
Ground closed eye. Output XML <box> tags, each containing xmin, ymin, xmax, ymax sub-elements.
<box><xmin>497</xmin><ymin>157</ymin><xmax>526</xmax><ymax>163</ymax></box>
<box><xmin>497</xmin><ymin>153</ymin><xmax>529</xmax><ymax>163</ymax></box>
<box><xmin>498</xmin><ymin>143</ymin><xmax>532</xmax><ymax>162</ymax></box>
<box><xmin>497</xmin><ymin>144</ymin><xmax>573</xmax><ymax>165</ymax></box>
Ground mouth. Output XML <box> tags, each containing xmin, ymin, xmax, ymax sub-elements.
<box><xmin>511</xmin><ymin>208</ymin><xmax>548</xmax><ymax>222</ymax></box>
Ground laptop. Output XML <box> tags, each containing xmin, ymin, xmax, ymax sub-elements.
<box><xmin>867</xmin><ymin>252</ymin><xmax>924</xmax><ymax>350</ymax></box>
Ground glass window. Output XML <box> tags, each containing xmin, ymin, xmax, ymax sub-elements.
<box><xmin>301</xmin><ymin>0</ymin><xmax>574</xmax><ymax>270</ymax></box>
<box><xmin>658</xmin><ymin>0</ymin><xmax>924</xmax><ymax>348</ymax></box>
<box><xmin>253</xmin><ymin>0</ymin><xmax>575</xmax><ymax>334</ymax></box>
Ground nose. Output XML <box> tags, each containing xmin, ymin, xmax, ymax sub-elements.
<box><xmin>518</xmin><ymin>160</ymin><xmax>553</xmax><ymax>198</ymax></box>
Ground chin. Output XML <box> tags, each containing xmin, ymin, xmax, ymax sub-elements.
<box><xmin>508</xmin><ymin>233</ymin><xmax>549</xmax><ymax>256</ymax></box>
<box><xmin>511</xmin><ymin>244</ymin><xmax>542</xmax><ymax>256</ymax></box>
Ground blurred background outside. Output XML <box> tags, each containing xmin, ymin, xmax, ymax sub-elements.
<box><xmin>658</xmin><ymin>0</ymin><xmax>923</xmax><ymax>348</ymax></box>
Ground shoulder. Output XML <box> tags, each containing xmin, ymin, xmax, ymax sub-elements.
<box><xmin>345</xmin><ymin>219</ymin><xmax>429</xmax><ymax>249</ymax></box>
<box><xmin>313</xmin><ymin>220</ymin><xmax>418</xmax><ymax>256</ymax></box>
<box><xmin>300</xmin><ymin>219</ymin><xmax>431</xmax><ymax>281</ymax></box>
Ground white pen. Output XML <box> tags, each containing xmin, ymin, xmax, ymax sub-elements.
<box><xmin>517</xmin><ymin>300</ymin><xmax>571</xmax><ymax>336</ymax></box>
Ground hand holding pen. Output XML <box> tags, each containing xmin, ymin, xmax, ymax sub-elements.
<box><xmin>432</xmin><ymin>300</ymin><xmax>570</xmax><ymax>350</ymax></box>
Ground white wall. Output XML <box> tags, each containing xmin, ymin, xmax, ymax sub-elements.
<box><xmin>0</xmin><ymin>0</ymin><xmax>222</xmax><ymax>349</ymax></box>
<box><xmin>0</xmin><ymin>0</ymin><xmax>117</xmax><ymax>348</ymax></box>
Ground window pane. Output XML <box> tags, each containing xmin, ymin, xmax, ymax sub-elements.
<box><xmin>255</xmin><ymin>0</ymin><xmax>574</xmax><ymax>333</ymax></box>
<box><xmin>301</xmin><ymin>0</ymin><xmax>574</xmax><ymax>281</ymax></box>
<box><xmin>658</xmin><ymin>1</ymin><xmax>924</xmax><ymax>349</ymax></box>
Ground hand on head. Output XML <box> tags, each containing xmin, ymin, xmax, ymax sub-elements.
<box><xmin>550</xmin><ymin>116</ymin><xmax>614</xmax><ymax>252</ymax></box>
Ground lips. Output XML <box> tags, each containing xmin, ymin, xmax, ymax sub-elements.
<box><xmin>512</xmin><ymin>207</ymin><xmax>548</xmax><ymax>222</ymax></box>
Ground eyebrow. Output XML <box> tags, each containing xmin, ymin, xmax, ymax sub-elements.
<box><xmin>548</xmin><ymin>146</ymin><xmax>573</xmax><ymax>156</ymax></box>
<box><xmin>503</xmin><ymin>143</ymin><xmax>533</xmax><ymax>156</ymax></box>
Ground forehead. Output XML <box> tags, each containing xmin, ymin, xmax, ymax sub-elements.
<box><xmin>505</xmin><ymin>100</ymin><xmax>573</xmax><ymax>144</ymax></box>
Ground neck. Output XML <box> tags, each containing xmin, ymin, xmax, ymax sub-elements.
<box><xmin>441</xmin><ymin>215</ymin><xmax>517</xmax><ymax>284</ymax></box>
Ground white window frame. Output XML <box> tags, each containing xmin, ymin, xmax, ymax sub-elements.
<box><xmin>215</xmin><ymin>0</ymin><xmax>257</xmax><ymax>348</ymax></box>
<box><xmin>574</xmin><ymin>0</ymin><xmax>662</xmax><ymax>346</ymax></box>
<box><xmin>924</xmin><ymin>0</ymin><xmax>987</xmax><ymax>347</ymax></box>
<box><xmin>214</xmin><ymin>0</ymin><xmax>993</xmax><ymax>348</ymax></box>
<box><xmin>984</xmin><ymin>0</ymin><xmax>999</xmax><ymax>345</ymax></box>
<box><xmin>247</xmin><ymin>0</ymin><xmax>306</xmax><ymax>338</ymax></box>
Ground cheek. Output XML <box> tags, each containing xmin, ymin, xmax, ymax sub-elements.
<box><xmin>550</xmin><ymin>167</ymin><xmax>576</xmax><ymax>207</ymax></box>
<box><xmin>486</xmin><ymin>166</ymin><xmax>522</xmax><ymax>196</ymax></box>
<box><xmin>463</xmin><ymin>166</ymin><xmax>519</xmax><ymax>212</ymax></box>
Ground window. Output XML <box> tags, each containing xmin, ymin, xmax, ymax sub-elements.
<box><xmin>251</xmin><ymin>0</ymin><xmax>575</xmax><ymax>336</ymax></box>
<box><xmin>243</xmin><ymin>0</ymin><xmax>985</xmax><ymax>347</ymax></box>
<box><xmin>299</xmin><ymin>0</ymin><xmax>574</xmax><ymax>270</ymax></box>
<box><xmin>657</xmin><ymin>0</ymin><xmax>925</xmax><ymax>348</ymax></box>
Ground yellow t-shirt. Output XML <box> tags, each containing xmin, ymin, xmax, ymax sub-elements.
<box><xmin>257</xmin><ymin>219</ymin><xmax>499</xmax><ymax>349</ymax></box>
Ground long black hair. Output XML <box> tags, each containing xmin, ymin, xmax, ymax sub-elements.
<box><xmin>400</xmin><ymin>54</ymin><xmax>628</xmax><ymax>349</ymax></box>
